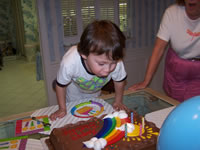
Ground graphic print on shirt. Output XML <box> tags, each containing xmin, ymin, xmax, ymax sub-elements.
<box><xmin>187</xmin><ymin>29</ymin><xmax>200</xmax><ymax>40</ymax></box>
<box><xmin>75</xmin><ymin>76</ymin><xmax>109</xmax><ymax>92</ymax></box>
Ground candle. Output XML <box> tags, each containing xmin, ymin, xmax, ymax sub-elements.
<box><xmin>31</xmin><ymin>121</ymin><xmax>34</xmax><ymax>127</ymax></box>
<box><xmin>125</xmin><ymin>123</ymin><xmax>127</xmax><ymax>138</ymax></box>
<box><xmin>131</xmin><ymin>112</ymin><xmax>134</xmax><ymax>123</ymax></box>
<box><xmin>139</xmin><ymin>124</ymin><xmax>142</xmax><ymax>136</ymax></box>
<box><xmin>25</xmin><ymin>121</ymin><xmax>29</xmax><ymax>127</ymax></box>
<box><xmin>142</xmin><ymin>117</ymin><xmax>145</xmax><ymax>129</ymax></box>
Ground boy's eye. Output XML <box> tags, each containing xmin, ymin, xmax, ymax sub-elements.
<box><xmin>98</xmin><ymin>63</ymin><xmax>104</xmax><ymax>66</ymax></box>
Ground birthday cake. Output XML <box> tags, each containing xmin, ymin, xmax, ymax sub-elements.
<box><xmin>46</xmin><ymin>110</ymin><xmax>159</xmax><ymax>150</ymax></box>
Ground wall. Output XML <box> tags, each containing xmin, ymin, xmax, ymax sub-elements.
<box><xmin>36</xmin><ymin>0</ymin><xmax>65</xmax><ymax>105</ymax></box>
<box><xmin>0</xmin><ymin>0</ymin><xmax>9</xmax><ymax>41</ymax></box>
<box><xmin>0</xmin><ymin>0</ymin><xmax>16</xmax><ymax>48</ymax></box>
<box><xmin>21</xmin><ymin>0</ymin><xmax>39</xmax><ymax>62</ymax></box>
<box><xmin>124</xmin><ymin>0</ymin><xmax>174</xmax><ymax>94</ymax></box>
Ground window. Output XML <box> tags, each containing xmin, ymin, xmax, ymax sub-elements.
<box><xmin>61</xmin><ymin>0</ymin><xmax>129</xmax><ymax>45</ymax></box>
<box><xmin>61</xmin><ymin>0</ymin><xmax>77</xmax><ymax>37</ymax></box>
<box><xmin>99</xmin><ymin>0</ymin><xmax>115</xmax><ymax>23</ymax></box>
<box><xmin>119</xmin><ymin>0</ymin><xmax>128</xmax><ymax>32</ymax></box>
<box><xmin>81</xmin><ymin>0</ymin><xmax>95</xmax><ymax>30</ymax></box>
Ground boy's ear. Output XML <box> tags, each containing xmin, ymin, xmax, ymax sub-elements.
<box><xmin>80</xmin><ymin>54</ymin><xmax>88</xmax><ymax>59</ymax></box>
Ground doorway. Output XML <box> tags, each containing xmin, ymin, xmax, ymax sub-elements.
<box><xmin>0</xmin><ymin>0</ymin><xmax>47</xmax><ymax>118</ymax></box>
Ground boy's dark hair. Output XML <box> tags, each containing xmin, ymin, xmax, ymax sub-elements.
<box><xmin>77</xmin><ymin>20</ymin><xmax>126</xmax><ymax>61</ymax></box>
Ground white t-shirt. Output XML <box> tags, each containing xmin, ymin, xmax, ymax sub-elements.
<box><xmin>157</xmin><ymin>4</ymin><xmax>200</xmax><ymax>59</ymax></box>
<box><xmin>57</xmin><ymin>45</ymin><xmax>127</xmax><ymax>102</ymax></box>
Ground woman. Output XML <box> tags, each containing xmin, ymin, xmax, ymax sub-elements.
<box><xmin>129</xmin><ymin>0</ymin><xmax>200</xmax><ymax>102</ymax></box>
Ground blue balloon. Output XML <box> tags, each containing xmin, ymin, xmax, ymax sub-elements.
<box><xmin>157</xmin><ymin>96</ymin><xmax>200</xmax><ymax>150</ymax></box>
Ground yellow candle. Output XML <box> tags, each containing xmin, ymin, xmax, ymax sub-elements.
<box><xmin>142</xmin><ymin>117</ymin><xmax>145</xmax><ymax>128</ymax></box>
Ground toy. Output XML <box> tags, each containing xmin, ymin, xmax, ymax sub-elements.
<box><xmin>157</xmin><ymin>96</ymin><xmax>200</xmax><ymax>150</ymax></box>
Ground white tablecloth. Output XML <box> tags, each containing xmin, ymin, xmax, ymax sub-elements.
<box><xmin>25</xmin><ymin>139</ymin><xmax>44</xmax><ymax>150</ymax></box>
<box><xmin>31</xmin><ymin>98</ymin><xmax>114</xmax><ymax>135</ymax></box>
<box><xmin>145</xmin><ymin>106</ymin><xmax>175</xmax><ymax>128</ymax></box>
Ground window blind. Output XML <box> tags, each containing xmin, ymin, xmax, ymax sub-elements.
<box><xmin>99</xmin><ymin>0</ymin><xmax>115</xmax><ymax>23</ymax></box>
<box><xmin>61</xmin><ymin>0</ymin><xmax>129</xmax><ymax>43</ymax></box>
<box><xmin>119</xmin><ymin>0</ymin><xmax>127</xmax><ymax>32</ymax></box>
<box><xmin>61</xmin><ymin>0</ymin><xmax>77</xmax><ymax>37</ymax></box>
<box><xmin>81</xmin><ymin>0</ymin><xmax>95</xmax><ymax>30</ymax></box>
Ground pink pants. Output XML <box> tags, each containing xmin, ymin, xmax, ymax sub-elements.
<box><xmin>163</xmin><ymin>48</ymin><xmax>200</xmax><ymax>102</ymax></box>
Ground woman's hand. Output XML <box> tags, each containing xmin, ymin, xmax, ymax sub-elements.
<box><xmin>128</xmin><ymin>81</ymin><xmax>148</xmax><ymax>91</ymax></box>
<box><xmin>50</xmin><ymin>108</ymin><xmax>67</xmax><ymax>121</ymax></box>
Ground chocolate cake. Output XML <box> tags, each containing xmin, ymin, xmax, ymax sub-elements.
<box><xmin>46</xmin><ymin>110</ymin><xmax>159</xmax><ymax>150</ymax></box>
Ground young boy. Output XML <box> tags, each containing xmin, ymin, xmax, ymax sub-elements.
<box><xmin>50</xmin><ymin>20</ymin><xmax>128</xmax><ymax>121</ymax></box>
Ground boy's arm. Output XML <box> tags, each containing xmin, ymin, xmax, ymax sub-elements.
<box><xmin>50</xmin><ymin>84</ymin><xmax>67</xmax><ymax>121</ymax></box>
<box><xmin>112</xmin><ymin>80</ymin><xmax>128</xmax><ymax>111</ymax></box>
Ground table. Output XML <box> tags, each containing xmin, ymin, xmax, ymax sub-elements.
<box><xmin>0</xmin><ymin>88</ymin><xmax>179</xmax><ymax>121</ymax></box>
<box><xmin>100</xmin><ymin>88</ymin><xmax>179</xmax><ymax>116</ymax></box>
<box><xmin>0</xmin><ymin>88</ymin><xmax>179</xmax><ymax>145</ymax></box>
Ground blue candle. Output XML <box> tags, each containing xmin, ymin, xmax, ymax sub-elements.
<box><xmin>131</xmin><ymin>112</ymin><xmax>134</xmax><ymax>123</ymax></box>
<box><xmin>125</xmin><ymin>123</ymin><xmax>127</xmax><ymax>138</ymax></box>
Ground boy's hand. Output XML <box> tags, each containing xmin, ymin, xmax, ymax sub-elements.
<box><xmin>112</xmin><ymin>101</ymin><xmax>129</xmax><ymax>112</ymax></box>
<box><xmin>50</xmin><ymin>108</ymin><xmax>67</xmax><ymax>121</ymax></box>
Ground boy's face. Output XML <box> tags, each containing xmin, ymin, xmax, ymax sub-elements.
<box><xmin>81</xmin><ymin>53</ymin><xmax>117</xmax><ymax>77</ymax></box>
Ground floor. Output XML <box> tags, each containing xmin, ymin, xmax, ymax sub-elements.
<box><xmin>0</xmin><ymin>56</ymin><xmax>47</xmax><ymax>118</ymax></box>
